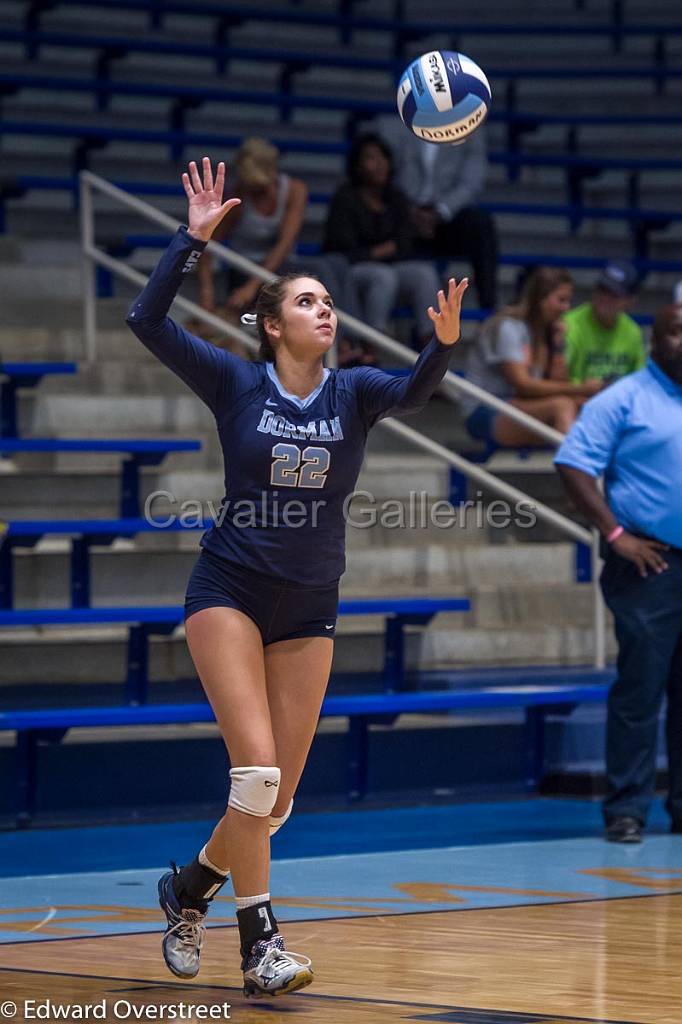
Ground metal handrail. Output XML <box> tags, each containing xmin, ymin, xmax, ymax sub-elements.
<box><xmin>80</xmin><ymin>172</ymin><xmax>564</xmax><ymax>444</ymax></box>
<box><xmin>79</xmin><ymin>170</ymin><xmax>606</xmax><ymax>668</ymax></box>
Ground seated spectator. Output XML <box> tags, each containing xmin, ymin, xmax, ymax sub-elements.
<box><xmin>324</xmin><ymin>132</ymin><xmax>441</xmax><ymax>349</ymax></box>
<box><xmin>460</xmin><ymin>267</ymin><xmax>602</xmax><ymax>446</ymax></box>
<box><xmin>565</xmin><ymin>262</ymin><xmax>646</xmax><ymax>385</ymax></box>
<box><xmin>376</xmin><ymin>117</ymin><xmax>498</xmax><ymax>310</ymax></box>
<box><xmin>197</xmin><ymin>137</ymin><xmax>353</xmax><ymax>323</ymax></box>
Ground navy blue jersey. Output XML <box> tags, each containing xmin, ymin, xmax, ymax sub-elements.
<box><xmin>126</xmin><ymin>227</ymin><xmax>453</xmax><ymax>585</ymax></box>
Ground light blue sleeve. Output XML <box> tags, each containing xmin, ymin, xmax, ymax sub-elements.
<box><xmin>553</xmin><ymin>383</ymin><xmax>630</xmax><ymax>478</ymax></box>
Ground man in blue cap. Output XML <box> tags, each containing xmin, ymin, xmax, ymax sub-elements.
<box><xmin>555</xmin><ymin>305</ymin><xmax>682</xmax><ymax>843</ymax></box>
<box><xmin>565</xmin><ymin>261</ymin><xmax>645</xmax><ymax>386</ymax></box>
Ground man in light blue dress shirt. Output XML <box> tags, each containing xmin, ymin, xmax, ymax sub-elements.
<box><xmin>554</xmin><ymin>305</ymin><xmax>682</xmax><ymax>843</ymax></box>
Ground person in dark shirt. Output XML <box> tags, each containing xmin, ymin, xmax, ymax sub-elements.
<box><xmin>126</xmin><ymin>157</ymin><xmax>467</xmax><ymax>999</ymax></box>
<box><xmin>324</xmin><ymin>132</ymin><xmax>441</xmax><ymax>349</ymax></box>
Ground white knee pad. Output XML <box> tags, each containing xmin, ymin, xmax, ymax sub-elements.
<box><xmin>228</xmin><ymin>766</ymin><xmax>281</xmax><ymax>817</ymax></box>
<box><xmin>269</xmin><ymin>799</ymin><xmax>293</xmax><ymax>837</ymax></box>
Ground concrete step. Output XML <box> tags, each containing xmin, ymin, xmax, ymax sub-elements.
<box><xmin>188</xmin><ymin>106</ymin><xmax>346</xmax><ymax>143</ymax></box>
<box><xmin>419</xmin><ymin>624</ymin><xmax>616</xmax><ymax>669</ymax></box>
<box><xmin>0</xmin><ymin>464</ymin><xmax>219</xmax><ymax>516</ymax></box>
<box><xmin>12</xmin><ymin>369</ymin><xmax>473</xmax><ymax>436</ymax></box>
<box><xmin>0</xmin><ymin>326</ymin><xmax>87</xmax><ymax>361</ymax></box>
<box><xmin>356</xmin><ymin>454</ymin><xmax>448</xmax><ymax>500</ymax></box>
<box><xmin>18</xmin><ymin>360</ymin><xmax>219</xmax><ymax>397</ymax></box>
<box><xmin>6</xmin><ymin>539</ymin><xmax>576</xmax><ymax>610</ymax></box>
<box><xmin>1</xmin><ymin>440</ymin><xmax>574</xmax><ymax>529</ymax></box>
<box><xmin>23</xmin><ymin>391</ymin><xmax>217</xmax><ymax>435</ymax></box>
<box><xmin>0</xmin><ymin>612</ymin><xmax>613</xmax><ymax>690</ymax></box>
<box><xmin>0</xmin><ymin>264</ymin><xmax>83</xmax><ymax>302</ymax></box>
<box><xmin>4</xmin><ymin>205</ymin><xmax>171</xmax><ymax>243</ymax></box>
<box><xmin>468</xmin><ymin>583</ymin><xmax>604</xmax><ymax>630</ymax></box>
<box><xmin>2</xmin><ymin>466</ymin><xmax>565</xmax><ymax>539</ymax></box>
<box><xmin>0</xmin><ymin>295</ymin><xmax>131</xmax><ymax>329</ymax></box>
<box><xmin>345</xmin><ymin>540</ymin><xmax>576</xmax><ymax>590</ymax></box>
<box><xmin>0</xmin><ymin>326</ymin><xmax>172</xmax><ymax>362</ymax></box>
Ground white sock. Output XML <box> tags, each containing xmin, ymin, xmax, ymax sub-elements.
<box><xmin>235</xmin><ymin>892</ymin><xmax>270</xmax><ymax>911</ymax></box>
<box><xmin>199</xmin><ymin>844</ymin><xmax>229</xmax><ymax>877</ymax></box>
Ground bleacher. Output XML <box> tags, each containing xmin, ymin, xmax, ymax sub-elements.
<box><xmin>1</xmin><ymin>0</ymin><xmax>679</xmax><ymax>824</ymax></box>
<box><xmin>1</xmin><ymin>5</ymin><xmax>680</xmax><ymax>322</ymax></box>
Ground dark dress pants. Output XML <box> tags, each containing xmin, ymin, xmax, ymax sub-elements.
<box><xmin>418</xmin><ymin>206</ymin><xmax>498</xmax><ymax>310</ymax></box>
<box><xmin>600</xmin><ymin>545</ymin><xmax>682</xmax><ymax>825</ymax></box>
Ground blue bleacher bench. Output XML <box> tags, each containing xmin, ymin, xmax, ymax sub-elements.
<box><xmin>0</xmin><ymin>597</ymin><xmax>470</xmax><ymax>702</ymax></box>
<box><xmin>0</xmin><ymin>670</ymin><xmax>614</xmax><ymax>825</ymax></box>
<box><xmin>5</xmin><ymin>118</ymin><xmax>682</xmax><ymax>182</ymax></box>
<box><xmin>1</xmin><ymin>39</ymin><xmax>680</xmax><ymax>111</ymax></box>
<box><xmin>1</xmin><ymin>518</ymin><xmax>203</xmax><ymax>610</ymax></box>
<box><xmin>11</xmin><ymin>5</ymin><xmax>682</xmax><ymax>56</ymax></box>
<box><xmin>3</xmin><ymin>24</ymin><xmax>682</xmax><ymax>93</ymax></box>
<box><xmin>0</xmin><ymin>362</ymin><xmax>77</xmax><ymax>438</ymax></box>
<box><xmin>4</xmin><ymin>121</ymin><xmax>682</xmax><ymax>233</ymax></box>
<box><xmin>3</xmin><ymin>75</ymin><xmax>682</xmax><ymax>178</ymax></box>
<box><xmin>0</xmin><ymin>439</ymin><xmax>201</xmax><ymax>519</ymax></box>
<box><xmin>499</xmin><ymin>252</ymin><xmax>682</xmax><ymax>275</ymax></box>
<box><xmin>4</xmin><ymin>71</ymin><xmax>682</xmax><ymax>138</ymax></box>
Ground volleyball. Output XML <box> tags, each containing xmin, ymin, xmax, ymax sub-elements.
<box><xmin>397</xmin><ymin>50</ymin><xmax>491</xmax><ymax>145</ymax></box>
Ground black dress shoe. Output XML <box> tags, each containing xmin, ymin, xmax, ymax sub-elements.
<box><xmin>605</xmin><ymin>816</ymin><xmax>643</xmax><ymax>843</ymax></box>
<box><xmin>671</xmin><ymin>820</ymin><xmax>682</xmax><ymax>834</ymax></box>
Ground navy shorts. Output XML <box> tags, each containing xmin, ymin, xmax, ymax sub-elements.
<box><xmin>464</xmin><ymin>404</ymin><xmax>498</xmax><ymax>442</ymax></box>
<box><xmin>184</xmin><ymin>549</ymin><xmax>339</xmax><ymax>645</ymax></box>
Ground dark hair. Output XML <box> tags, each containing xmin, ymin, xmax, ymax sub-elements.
<box><xmin>346</xmin><ymin>132</ymin><xmax>394</xmax><ymax>187</ymax></box>
<box><xmin>498</xmin><ymin>265</ymin><xmax>573</xmax><ymax>353</ymax></box>
<box><xmin>253</xmin><ymin>272</ymin><xmax>323</xmax><ymax>362</ymax></box>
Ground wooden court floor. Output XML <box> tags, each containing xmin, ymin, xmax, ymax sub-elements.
<box><xmin>1</xmin><ymin>893</ymin><xmax>681</xmax><ymax>1023</ymax></box>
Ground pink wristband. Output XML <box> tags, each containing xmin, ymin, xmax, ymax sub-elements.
<box><xmin>606</xmin><ymin>525</ymin><xmax>624</xmax><ymax>544</ymax></box>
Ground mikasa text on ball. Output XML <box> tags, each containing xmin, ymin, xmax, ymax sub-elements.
<box><xmin>397</xmin><ymin>50</ymin><xmax>491</xmax><ymax>145</ymax></box>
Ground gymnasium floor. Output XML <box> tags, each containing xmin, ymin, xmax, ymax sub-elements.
<box><xmin>1</xmin><ymin>798</ymin><xmax>681</xmax><ymax>1023</ymax></box>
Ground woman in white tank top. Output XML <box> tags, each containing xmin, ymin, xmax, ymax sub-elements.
<box><xmin>197</xmin><ymin>138</ymin><xmax>355</xmax><ymax>328</ymax></box>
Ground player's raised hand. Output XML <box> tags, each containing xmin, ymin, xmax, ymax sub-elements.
<box><xmin>183</xmin><ymin>157</ymin><xmax>241</xmax><ymax>243</ymax></box>
<box><xmin>427</xmin><ymin>277</ymin><xmax>469</xmax><ymax>345</ymax></box>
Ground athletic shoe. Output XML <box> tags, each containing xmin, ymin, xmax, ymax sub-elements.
<box><xmin>158</xmin><ymin>866</ymin><xmax>207</xmax><ymax>978</ymax></box>
<box><xmin>242</xmin><ymin>933</ymin><xmax>313</xmax><ymax>998</ymax></box>
<box><xmin>605</xmin><ymin>816</ymin><xmax>642</xmax><ymax>843</ymax></box>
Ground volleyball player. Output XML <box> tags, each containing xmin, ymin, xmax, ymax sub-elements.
<box><xmin>126</xmin><ymin>157</ymin><xmax>467</xmax><ymax>998</ymax></box>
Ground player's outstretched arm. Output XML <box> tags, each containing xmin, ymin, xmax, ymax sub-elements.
<box><xmin>426</xmin><ymin>276</ymin><xmax>468</xmax><ymax>345</ymax></box>
<box><xmin>352</xmin><ymin>276</ymin><xmax>468</xmax><ymax>425</ymax></box>
<box><xmin>125</xmin><ymin>159</ymin><xmax>245</xmax><ymax>413</ymax></box>
<box><xmin>183</xmin><ymin>157</ymin><xmax>241</xmax><ymax>243</ymax></box>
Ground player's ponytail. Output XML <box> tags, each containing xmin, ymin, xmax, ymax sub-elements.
<box><xmin>242</xmin><ymin>272</ymin><xmax>323</xmax><ymax>363</ymax></box>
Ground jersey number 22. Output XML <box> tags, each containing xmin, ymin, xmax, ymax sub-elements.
<box><xmin>270</xmin><ymin>443</ymin><xmax>330</xmax><ymax>488</ymax></box>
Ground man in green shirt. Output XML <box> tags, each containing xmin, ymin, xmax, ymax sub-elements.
<box><xmin>565</xmin><ymin>262</ymin><xmax>646</xmax><ymax>385</ymax></box>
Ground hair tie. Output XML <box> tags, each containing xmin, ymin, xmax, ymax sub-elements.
<box><xmin>240</xmin><ymin>312</ymin><xmax>258</xmax><ymax>326</ymax></box>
